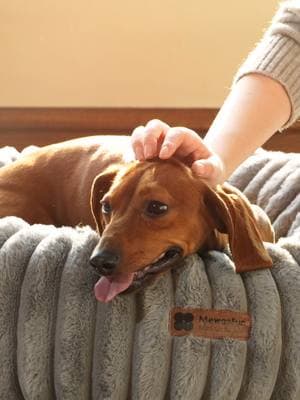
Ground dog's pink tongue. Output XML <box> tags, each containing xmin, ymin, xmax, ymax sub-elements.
<box><xmin>94</xmin><ymin>273</ymin><xmax>134</xmax><ymax>303</ymax></box>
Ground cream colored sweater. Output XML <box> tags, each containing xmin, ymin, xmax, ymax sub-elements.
<box><xmin>236</xmin><ymin>1</ymin><xmax>300</xmax><ymax>128</ymax></box>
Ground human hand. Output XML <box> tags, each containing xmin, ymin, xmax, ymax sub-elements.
<box><xmin>131</xmin><ymin>119</ymin><xmax>226</xmax><ymax>186</ymax></box>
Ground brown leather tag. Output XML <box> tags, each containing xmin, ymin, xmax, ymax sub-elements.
<box><xmin>169</xmin><ymin>307</ymin><xmax>251</xmax><ymax>340</ymax></box>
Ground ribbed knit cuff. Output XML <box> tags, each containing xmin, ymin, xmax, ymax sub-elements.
<box><xmin>235</xmin><ymin>34</ymin><xmax>300</xmax><ymax>129</ymax></box>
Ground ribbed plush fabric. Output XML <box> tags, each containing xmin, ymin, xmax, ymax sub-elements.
<box><xmin>235</xmin><ymin>1</ymin><xmax>300</xmax><ymax>128</ymax></box>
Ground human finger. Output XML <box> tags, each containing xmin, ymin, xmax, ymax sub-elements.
<box><xmin>142</xmin><ymin>119</ymin><xmax>170</xmax><ymax>159</ymax></box>
<box><xmin>159</xmin><ymin>127</ymin><xmax>211</xmax><ymax>160</ymax></box>
<box><xmin>192</xmin><ymin>155</ymin><xmax>225</xmax><ymax>186</ymax></box>
<box><xmin>131</xmin><ymin>125</ymin><xmax>147</xmax><ymax>160</ymax></box>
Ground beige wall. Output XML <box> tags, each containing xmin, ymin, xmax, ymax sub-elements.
<box><xmin>1</xmin><ymin>0</ymin><xmax>279</xmax><ymax>107</ymax></box>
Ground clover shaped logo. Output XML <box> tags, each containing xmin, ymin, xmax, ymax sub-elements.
<box><xmin>174</xmin><ymin>312</ymin><xmax>194</xmax><ymax>331</ymax></box>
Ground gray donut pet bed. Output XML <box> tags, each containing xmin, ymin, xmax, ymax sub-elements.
<box><xmin>0</xmin><ymin>146</ymin><xmax>300</xmax><ymax>400</ymax></box>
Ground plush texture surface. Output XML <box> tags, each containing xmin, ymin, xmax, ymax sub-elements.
<box><xmin>0</xmin><ymin>147</ymin><xmax>299</xmax><ymax>400</ymax></box>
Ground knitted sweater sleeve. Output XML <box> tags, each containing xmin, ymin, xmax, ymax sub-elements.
<box><xmin>235</xmin><ymin>1</ymin><xmax>300</xmax><ymax>128</ymax></box>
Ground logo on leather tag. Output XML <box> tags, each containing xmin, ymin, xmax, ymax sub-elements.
<box><xmin>169</xmin><ymin>308</ymin><xmax>251</xmax><ymax>340</ymax></box>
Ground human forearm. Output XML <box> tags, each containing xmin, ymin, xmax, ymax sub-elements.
<box><xmin>204</xmin><ymin>73</ymin><xmax>291</xmax><ymax>180</ymax></box>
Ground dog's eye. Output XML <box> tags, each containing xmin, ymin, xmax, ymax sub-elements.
<box><xmin>101</xmin><ymin>200</ymin><xmax>112</xmax><ymax>214</ymax></box>
<box><xmin>145</xmin><ymin>200</ymin><xmax>168</xmax><ymax>217</ymax></box>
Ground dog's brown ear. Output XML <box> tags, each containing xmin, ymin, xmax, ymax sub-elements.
<box><xmin>203</xmin><ymin>183</ymin><xmax>272</xmax><ymax>273</ymax></box>
<box><xmin>90</xmin><ymin>165</ymin><xmax>120</xmax><ymax>233</ymax></box>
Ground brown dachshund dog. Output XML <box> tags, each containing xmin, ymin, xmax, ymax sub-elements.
<box><xmin>0</xmin><ymin>136</ymin><xmax>274</xmax><ymax>302</ymax></box>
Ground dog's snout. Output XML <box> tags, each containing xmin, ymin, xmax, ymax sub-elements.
<box><xmin>90</xmin><ymin>248</ymin><xmax>120</xmax><ymax>275</ymax></box>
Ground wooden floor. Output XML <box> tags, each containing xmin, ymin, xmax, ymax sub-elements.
<box><xmin>0</xmin><ymin>107</ymin><xmax>299</xmax><ymax>152</ymax></box>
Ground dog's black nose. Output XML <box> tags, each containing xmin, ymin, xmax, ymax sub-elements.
<box><xmin>89</xmin><ymin>249</ymin><xmax>120</xmax><ymax>275</ymax></box>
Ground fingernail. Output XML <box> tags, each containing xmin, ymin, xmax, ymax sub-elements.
<box><xmin>145</xmin><ymin>144</ymin><xmax>154</xmax><ymax>159</ymax></box>
<box><xmin>135</xmin><ymin>146</ymin><xmax>144</xmax><ymax>160</ymax></box>
<box><xmin>192</xmin><ymin>162</ymin><xmax>205</xmax><ymax>175</ymax></box>
<box><xmin>197</xmin><ymin>165</ymin><xmax>205</xmax><ymax>175</ymax></box>
<box><xmin>159</xmin><ymin>145</ymin><xmax>170</xmax><ymax>158</ymax></box>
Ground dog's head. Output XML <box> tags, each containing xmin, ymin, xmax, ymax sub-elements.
<box><xmin>90</xmin><ymin>158</ymin><xmax>273</xmax><ymax>302</ymax></box>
